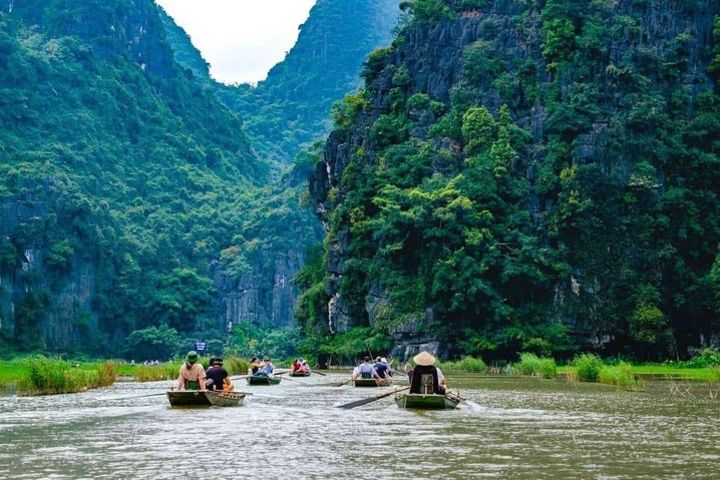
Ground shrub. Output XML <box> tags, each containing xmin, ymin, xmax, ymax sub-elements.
<box><xmin>599</xmin><ymin>362</ymin><xmax>644</xmax><ymax>391</ymax></box>
<box><xmin>515</xmin><ymin>353</ymin><xmax>557</xmax><ymax>378</ymax></box>
<box><xmin>573</xmin><ymin>353</ymin><xmax>604</xmax><ymax>382</ymax></box>
<box><xmin>438</xmin><ymin>356</ymin><xmax>486</xmax><ymax>373</ymax></box>
<box><xmin>686</xmin><ymin>348</ymin><xmax>720</xmax><ymax>368</ymax></box>
<box><xmin>515</xmin><ymin>353</ymin><xmax>541</xmax><ymax>375</ymax></box>
<box><xmin>224</xmin><ymin>357</ymin><xmax>250</xmax><ymax>376</ymax></box>
<box><xmin>537</xmin><ymin>358</ymin><xmax>558</xmax><ymax>379</ymax></box>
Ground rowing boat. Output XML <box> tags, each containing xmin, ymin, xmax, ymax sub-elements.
<box><xmin>167</xmin><ymin>390</ymin><xmax>212</xmax><ymax>407</ymax></box>
<box><xmin>353</xmin><ymin>378</ymin><xmax>392</xmax><ymax>387</ymax></box>
<box><xmin>290</xmin><ymin>372</ymin><xmax>311</xmax><ymax>377</ymax></box>
<box><xmin>205</xmin><ymin>391</ymin><xmax>245</xmax><ymax>407</ymax></box>
<box><xmin>246</xmin><ymin>376</ymin><xmax>282</xmax><ymax>386</ymax></box>
<box><xmin>166</xmin><ymin>390</ymin><xmax>246</xmax><ymax>407</ymax></box>
<box><xmin>394</xmin><ymin>393</ymin><xmax>460</xmax><ymax>410</ymax></box>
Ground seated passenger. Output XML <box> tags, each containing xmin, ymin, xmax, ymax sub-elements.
<box><xmin>351</xmin><ymin>357</ymin><xmax>381</xmax><ymax>380</ymax></box>
<box><xmin>255</xmin><ymin>357</ymin><xmax>275</xmax><ymax>378</ymax></box>
<box><xmin>249</xmin><ymin>357</ymin><xmax>261</xmax><ymax>375</ymax></box>
<box><xmin>374</xmin><ymin>356</ymin><xmax>390</xmax><ymax>379</ymax></box>
<box><xmin>206</xmin><ymin>359</ymin><xmax>229</xmax><ymax>392</ymax></box>
<box><xmin>409</xmin><ymin>351</ymin><xmax>446</xmax><ymax>395</ymax></box>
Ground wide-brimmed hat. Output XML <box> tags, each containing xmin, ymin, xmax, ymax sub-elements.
<box><xmin>413</xmin><ymin>351</ymin><xmax>436</xmax><ymax>366</ymax></box>
<box><xmin>186</xmin><ymin>351</ymin><xmax>199</xmax><ymax>364</ymax></box>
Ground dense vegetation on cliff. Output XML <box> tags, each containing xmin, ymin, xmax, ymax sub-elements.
<box><xmin>0</xmin><ymin>0</ymin><xmax>266</xmax><ymax>353</ymax></box>
<box><xmin>301</xmin><ymin>0</ymin><xmax>720</xmax><ymax>360</ymax></box>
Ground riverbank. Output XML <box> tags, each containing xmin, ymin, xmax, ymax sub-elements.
<box><xmin>0</xmin><ymin>356</ymin><xmax>251</xmax><ymax>395</ymax></box>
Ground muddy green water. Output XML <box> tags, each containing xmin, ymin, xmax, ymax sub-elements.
<box><xmin>0</xmin><ymin>374</ymin><xmax>718</xmax><ymax>479</ymax></box>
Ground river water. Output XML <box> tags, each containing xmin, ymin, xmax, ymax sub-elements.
<box><xmin>0</xmin><ymin>373</ymin><xmax>718</xmax><ymax>479</ymax></box>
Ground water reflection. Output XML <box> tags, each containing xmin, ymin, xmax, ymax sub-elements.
<box><xmin>0</xmin><ymin>375</ymin><xmax>718</xmax><ymax>479</ymax></box>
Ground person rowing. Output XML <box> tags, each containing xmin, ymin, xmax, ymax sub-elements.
<box><xmin>177</xmin><ymin>351</ymin><xmax>207</xmax><ymax>391</ymax></box>
<box><xmin>409</xmin><ymin>351</ymin><xmax>447</xmax><ymax>395</ymax></box>
<box><xmin>351</xmin><ymin>356</ymin><xmax>382</xmax><ymax>381</ymax></box>
<box><xmin>206</xmin><ymin>358</ymin><xmax>233</xmax><ymax>392</ymax></box>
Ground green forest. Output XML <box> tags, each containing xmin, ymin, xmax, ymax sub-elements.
<box><xmin>2</xmin><ymin>0</ymin><xmax>720</xmax><ymax>364</ymax></box>
<box><xmin>298</xmin><ymin>0</ymin><xmax>720</xmax><ymax>361</ymax></box>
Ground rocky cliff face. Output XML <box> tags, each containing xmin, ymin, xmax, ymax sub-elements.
<box><xmin>0</xmin><ymin>0</ymin><xmax>261</xmax><ymax>353</ymax></box>
<box><xmin>308</xmin><ymin>0</ymin><xmax>720</xmax><ymax>359</ymax></box>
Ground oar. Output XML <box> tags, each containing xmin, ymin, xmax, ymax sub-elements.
<box><xmin>337</xmin><ymin>386</ymin><xmax>410</xmax><ymax>409</ymax></box>
<box><xmin>107</xmin><ymin>390</ymin><xmax>255</xmax><ymax>402</ymax></box>
<box><xmin>445</xmin><ymin>390</ymin><xmax>481</xmax><ymax>410</ymax></box>
<box><xmin>333</xmin><ymin>378</ymin><xmax>353</xmax><ymax>388</ymax></box>
<box><xmin>106</xmin><ymin>392</ymin><xmax>167</xmax><ymax>402</ymax></box>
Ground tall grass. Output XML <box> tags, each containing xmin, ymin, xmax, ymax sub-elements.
<box><xmin>134</xmin><ymin>363</ymin><xmax>181</xmax><ymax>382</ymax></box>
<box><xmin>16</xmin><ymin>356</ymin><xmax>115</xmax><ymax>396</ymax></box>
<box><xmin>599</xmin><ymin>362</ymin><xmax>644</xmax><ymax>391</ymax></box>
<box><xmin>573</xmin><ymin>353</ymin><xmax>604</xmax><ymax>382</ymax></box>
<box><xmin>514</xmin><ymin>353</ymin><xmax>557</xmax><ymax>379</ymax></box>
<box><xmin>438</xmin><ymin>356</ymin><xmax>487</xmax><ymax>373</ymax></box>
<box><xmin>224</xmin><ymin>357</ymin><xmax>250</xmax><ymax>375</ymax></box>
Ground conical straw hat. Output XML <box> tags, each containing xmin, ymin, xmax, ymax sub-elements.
<box><xmin>413</xmin><ymin>351</ymin><xmax>436</xmax><ymax>366</ymax></box>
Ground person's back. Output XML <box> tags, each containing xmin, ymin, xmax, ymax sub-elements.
<box><xmin>206</xmin><ymin>364</ymin><xmax>228</xmax><ymax>391</ymax></box>
<box><xmin>374</xmin><ymin>362</ymin><xmax>389</xmax><ymax>379</ymax></box>
<box><xmin>410</xmin><ymin>365</ymin><xmax>445</xmax><ymax>395</ymax></box>
<box><xmin>358</xmin><ymin>362</ymin><xmax>376</xmax><ymax>379</ymax></box>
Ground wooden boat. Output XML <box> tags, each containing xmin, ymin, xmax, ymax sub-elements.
<box><xmin>205</xmin><ymin>390</ymin><xmax>245</xmax><ymax>407</ymax></box>
<box><xmin>353</xmin><ymin>378</ymin><xmax>392</xmax><ymax>387</ymax></box>
<box><xmin>167</xmin><ymin>390</ymin><xmax>212</xmax><ymax>407</ymax></box>
<box><xmin>290</xmin><ymin>371</ymin><xmax>311</xmax><ymax>377</ymax></box>
<box><xmin>166</xmin><ymin>390</ymin><xmax>246</xmax><ymax>407</ymax></box>
<box><xmin>394</xmin><ymin>393</ymin><xmax>460</xmax><ymax>410</ymax></box>
<box><xmin>246</xmin><ymin>375</ymin><xmax>282</xmax><ymax>386</ymax></box>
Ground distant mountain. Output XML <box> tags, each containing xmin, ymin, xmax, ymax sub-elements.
<box><xmin>216</xmin><ymin>0</ymin><xmax>402</xmax><ymax>164</ymax></box>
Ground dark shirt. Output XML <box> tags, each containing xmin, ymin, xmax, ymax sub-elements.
<box><xmin>375</xmin><ymin>363</ymin><xmax>389</xmax><ymax>379</ymax></box>
<box><xmin>206</xmin><ymin>366</ymin><xmax>228</xmax><ymax>391</ymax></box>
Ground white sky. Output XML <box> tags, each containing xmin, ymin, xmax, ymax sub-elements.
<box><xmin>156</xmin><ymin>0</ymin><xmax>317</xmax><ymax>85</ymax></box>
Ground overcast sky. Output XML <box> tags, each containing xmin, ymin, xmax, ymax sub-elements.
<box><xmin>156</xmin><ymin>0</ymin><xmax>317</xmax><ymax>85</ymax></box>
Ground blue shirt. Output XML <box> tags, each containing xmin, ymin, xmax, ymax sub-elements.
<box><xmin>374</xmin><ymin>363</ymin><xmax>389</xmax><ymax>378</ymax></box>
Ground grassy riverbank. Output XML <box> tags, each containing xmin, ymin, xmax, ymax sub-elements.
<box><xmin>0</xmin><ymin>357</ymin><xmax>116</xmax><ymax>396</ymax></box>
<box><xmin>0</xmin><ymin>356</ymin><xmax>251</xmax><ymax>395</ymax></box>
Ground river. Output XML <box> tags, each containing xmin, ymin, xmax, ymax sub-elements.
<box><xmin>0</xmin><ymin>374</ymin><xmax>718</xmax><ymax>479</ymax></box>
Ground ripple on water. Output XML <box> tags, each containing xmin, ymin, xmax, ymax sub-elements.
<box><xmin>0</xmin><ymin>375</ymin><xmax>719</xmax><ymax>479</ymax></box>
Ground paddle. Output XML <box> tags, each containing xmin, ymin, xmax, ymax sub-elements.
<box><xmin>333</xmin><ymin>378</ymin><xmax>353</xmax><ymax>388</ymax></box>
<box><xmin>336</xmin><ymin>386</ymin><xmax>410</xmax><ymax>409</ymax></box>
<box><xmin>107</xmin><ymin>390</ymin><xmax>254</xmax><ymax>402</ymax></box>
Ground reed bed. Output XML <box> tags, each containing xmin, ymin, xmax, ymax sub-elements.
<box><xmin>438</xmin><ymin>356</ymin><xmax>487</xmax><ymax>373</ymax></box>
<box><xmin>15</xmin><ymin>356</ymin><xmax>115</xmax><ymax>396</ymax></box>
<box><xmin>514</xmin><ymin>353</ymin><xmax>557</xmax><ymax>379</ymax></box>
<box><xmin>598</xmin><ymin>361</ymin><xmax>645</xmax><ymax>391</ymax></box>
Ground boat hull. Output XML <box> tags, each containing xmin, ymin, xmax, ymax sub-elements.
<box><xmin>205</xmin><ymin>391</ymin><xmax>245</xmax><ymax>407</ymax></box>
<box><xmin>290</xmin><ymin>372</ymin><xmax>311</xmax><ymax>377</ymax></box>
<box><xmin>353</xmin><ymin>378</ymin><xmax>391</xmax><ymax>387</ymax></box>
<box><xmin>246</xmin><ymin>376</ymin><xmax>281</xmax><ymax>386</ymax></box>
<box><xmin>167</xmin><ymin>390</ymin><xmax>246</xmax><ymax>407</ymax></box>
<box><xmin>167</xmin><ymin>390</ymin><xmax>212</xmax><ymax>407</ymax></box>
<box><xmin>394</xmin><ymin>393</ymin><xmax>460</xmax><ymax>410</ymax></box>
